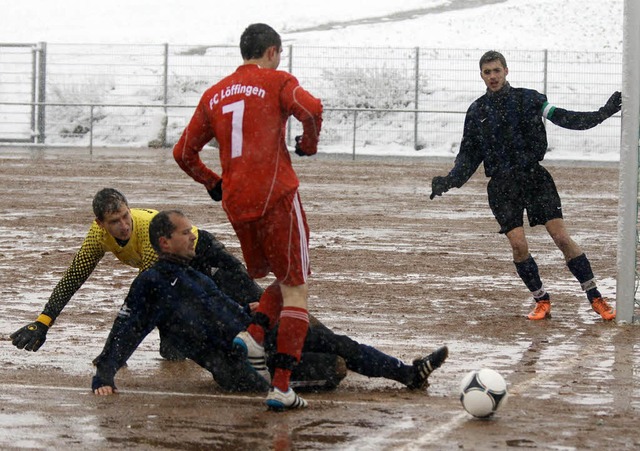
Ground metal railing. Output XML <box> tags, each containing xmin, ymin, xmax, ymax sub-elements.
<box><xmin>0</xmin><ymin>101</ymin><xmax>469</xmax><ymax>159</ymax></box>
<box><xmin>0</xmin><ymin>43</ymin><xmax>623</xmax><ymax>159</ymax></box>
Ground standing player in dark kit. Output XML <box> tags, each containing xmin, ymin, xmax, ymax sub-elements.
<box><xmin>430</xmin><ymin>50</ymin><xmax>620</xmax><ymax>321</ymax></box>
<box><xmin>92</xmin><ymin>211</ymin><xmax>449</xmax><ymax>400</ymax></box>
<box><xmin>174</xmin><ymin>23</ymin><xmax>322</xmax><ymax>410</ymax></box>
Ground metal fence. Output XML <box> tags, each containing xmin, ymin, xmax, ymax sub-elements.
<box><xmin>0</xmin><ymin>43</ymin><xmax>622</xmax><ymax>158</ymax></box>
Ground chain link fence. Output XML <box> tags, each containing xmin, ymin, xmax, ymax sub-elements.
<box><xmin>0</xmin><ymin>43</ymin><xmax>622</xmax><ymax>158</ymax></box>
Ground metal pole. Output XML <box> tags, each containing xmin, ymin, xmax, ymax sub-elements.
<box><xmin>352</xmin><ymin>110</ymin><xmax>357</xmax><ymax>161</ymax></box>
<box><xmin>414</xmin><ymin>46</ymin><xmax>420</xmax><ymax>150</ymax></box>
<box><xmin>90</xmin><ymin>105</ymin><xmax>94</xmax><ymax>156</ymax></box>
<box><xmin>36</xmin><ymin>42</ymin><xmax>47</xmax><ymax>144</ymax></box>
<box><xmin>543</xmin><ymin>49</ymin><xmax>548</xmax><ymax>96</ymax></box>
<box><xmin>30</xmin><ymin>45</ymin><xmax>37</xmax><ymax>143</ymax></box>
<box><xmin>163</xmin><ymin>43</ymin><xmax>169</xmax><ymax>147</ymax></box>
<box><xmin>615</xmin><ymin>0</ymin><xmax>640</xmax><ymax>323</ymax></box>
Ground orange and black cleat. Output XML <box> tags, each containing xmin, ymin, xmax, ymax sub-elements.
<box><xmin>527</xmin><ymin>300</ymin><xmax>551</xmax><ymax>320</ymax></box>
<box><xmin>591</xmin><ymin>297</ymin><xmax>616</xmax><ymax>321</ymax></box>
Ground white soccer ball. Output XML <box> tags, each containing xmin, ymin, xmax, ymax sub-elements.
<box><xmin>459</xmin><ymin>368</ymin><xmax>508</xmax><ymax>418</ymax></box>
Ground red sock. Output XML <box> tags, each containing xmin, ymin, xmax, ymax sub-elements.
<box><xmin>272</xmin><ymin>307</ymin><xmax>309</xmax><ymax>392</ymax></box>
<box><xmin>248</xmin><ymin>283</ymin><xmax>283</xmax><ymax>345</ymax></box>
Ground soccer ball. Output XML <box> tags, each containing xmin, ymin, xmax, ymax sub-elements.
<box><xmin>459</xmin><ymin>368</ymin><xmax>508</xmax><ymax>418</ymax></box>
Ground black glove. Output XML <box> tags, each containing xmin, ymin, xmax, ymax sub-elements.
<box><xmin>10</xmin><ymin>321</ymin><xmax>49</xmax><ymax>351</ymax></box>
<box><xmin>92</xmin><ymin>374</ymin><xmax>117</xmax><ymax>392</ymax></box>
<box><xmin>599</xmin><ymin>91</ymin><xmax>622</xmax><ymax>119</ymax></box>
<box><xmin>430</xmin><ymin>176</ymin><xmax>452</xmax><ymax>200</ymax></box>
<box><xmin>207</xmin><ymin>179</ymin><xmax>223</xmax><ymax>202</ymax></box>
<box><xmin>294</xmin><ymin>135</ymin><xmax>308</xmax><ymax>157</ymax></box>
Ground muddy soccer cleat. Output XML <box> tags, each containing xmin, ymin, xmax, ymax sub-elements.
<box><xmin>265</xmin><ymin>387</ymin><xmax>308</xmax><ymax>411</ymax></box>
<box><xmin>527</xmin><ymin>300</ymin><xmax>551</xmax><ymax>320</ymax></box>
<box><xmin>407</xmin><ymin>345</ymin><xmax>449</xmax><ymax>389</ymax></box>
<box><xmin>591</xmin><ymin>297</ymin><xmax>616</xmax><ymax>321</ymax></box>
<box><xmin>232</xmin><ymin>331</ymin><xmax>271</xmax><ymax>383</ymax></box>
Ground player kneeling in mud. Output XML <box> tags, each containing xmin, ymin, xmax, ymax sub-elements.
<box><xmin>92</xmin><ymin>210</ymin><xmax>448</xmax><ymax>406</ymax></box>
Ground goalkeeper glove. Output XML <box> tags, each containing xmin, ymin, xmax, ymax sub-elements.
<box><xmin>207</xmin><ymin>179</ymin><xmax>223</xmax><ymax>202</ymax></box>
<box><xmin>599</xmin><ymin>91</ymin><xmax>622</xmax><ymax>119</ymax></box>
<box><xmin>429</xmin><ymin>176</ymin><xmax>452</xmax><ymax>200</ymax></box>
<box><xmin>10</xmin><ymin>319</ymin><xmax>50</xmax><ymax>351</ymax></box>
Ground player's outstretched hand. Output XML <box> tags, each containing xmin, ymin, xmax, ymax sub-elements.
<box><xmin>601</xmin><ymin>91</ymin><xmax>622</xmax><ymax>118</ymax></box>
<box><xmin>430</xmin><ymin>176</ymin><xmax>452</xmax><ymax>200</ymax></box>
<box><xmin>93</xmin><ymin>385</ymin><xmax>118</xmax><ymax>396</ymax></box>
<box><xmin>92</xmin><ymin>375</ymin><xmax>118</xmax><ymax>395</ymax></box>
<box><xmin>10</xmin><ymin>321</ymin><xmax>49</xmax><ymax>351</ymax></box>
<box><xmin>207</xmin><ymin>180</ymin><xmax>223</xmax><ymax>202</ymax></box>
<box><xmin>294</xmin><ymin>135</ymin><xmax>309</xmax><ymax>157</ymax></box>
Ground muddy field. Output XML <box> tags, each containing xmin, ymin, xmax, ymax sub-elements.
<box><xmin>0</xmin><ymin>147</ymin><xmax>638</xmax><ymax>450</ymax></box>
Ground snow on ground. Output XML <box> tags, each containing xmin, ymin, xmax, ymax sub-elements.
<box><xmin>1</xmin><ymin>0</ymin><xmax>623</xmax><ymax>51</ymax></box>
<box><xmin>0</xmin><ymin>0</ymin><xmax>625</xmax><ymax>159</ymax></box>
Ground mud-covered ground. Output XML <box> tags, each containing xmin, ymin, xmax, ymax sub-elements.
<box><xmin>0</xmin><ymin>147</ymin><xmax>638</xmax><ymax>450</ymax></box>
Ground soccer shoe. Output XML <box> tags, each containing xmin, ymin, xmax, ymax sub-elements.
<box><xmin>527</xmin><ymin>300</ymin><xmax>551</xmax><ymax>320</ymax></box>
<box><xmin>232</xmin><ymin>331</ymin><xmax>271</xmax><ymax>383</ymax></box>
<box><xmin>407</xmin><ymin>345</ymin><xmax>449</xmax><ymax>390</ymax></box>
<box><xmin>591</xmin><ymin>297</ymin><xmax>616</xmax><ymax>320</ymax></box>
<box><xmin>265</xmin><ymin>387</ymin><xmax>308</xmax><ymax>411</ymax></box>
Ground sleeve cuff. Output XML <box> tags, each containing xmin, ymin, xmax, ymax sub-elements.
<box><xmin>37</xmin><ymin>314</ymin><xmax>53</xmax><ymax>327</ymax></box>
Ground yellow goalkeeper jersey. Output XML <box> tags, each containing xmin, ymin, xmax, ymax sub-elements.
<box><xmin>40</xmin><ymin>208</ymin><xmax>198</xmax><ymax>322</ymax></box>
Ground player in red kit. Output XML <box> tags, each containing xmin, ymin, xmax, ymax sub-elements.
<box><xmin>173</xmin><ymin>23</ymin><xmax>322</xmax><ymax>411</ymax></box>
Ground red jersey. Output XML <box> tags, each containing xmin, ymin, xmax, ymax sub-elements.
<box><xmin>174</xmin><ymin>64</ymin><xmax>323</xmax><ymax>223</ymax></box>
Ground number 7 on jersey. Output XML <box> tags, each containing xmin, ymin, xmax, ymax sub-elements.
<box><xmin>222</xmin><ymin>100</ymin><xmax>245</xmax><ymax>158</ymax></box>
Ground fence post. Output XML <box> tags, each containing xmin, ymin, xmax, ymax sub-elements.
<box><xmin>352</xmin><ymin>110</ymin><xmax>358</xmax><ymax>160</ymax></box>
<box><xmin>36</xmin><ymin>42</ymin><xmax>47</xmax><ymax>144</ymax></box>
<box><xmin>414</xmin><ymin>46</ymin><xmax>420</xmax><ymax>150</ymax></box>
<box><xmin>162</xmin><ymin>43</ymin><xmax>169</xmax><ymax>147</ymax></box>
<box><xmin>89</xmin><ymin>105</ymin><xmax>94</xmax><ymax>155</ymax></box>
<box><xmin>30</xmin><ymin>45</ymin><xmax>37</xmax><ymax>142</ymax></box>
<box><xmin>543</xmin><ymin>49</ymin><xmax>548</xmax><ymax>96</ymax></box>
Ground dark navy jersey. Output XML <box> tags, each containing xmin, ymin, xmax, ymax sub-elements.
<box><xmin>448</xmin><ymin>84</ymin><xmax>611</xmax><ymax>186</ymax></box>
<box><xmin>94</xmin><ymin>258</ymin><xmax>267</xmax><ymax>392</ymax></box>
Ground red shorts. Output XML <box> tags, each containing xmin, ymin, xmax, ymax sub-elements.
<box><xmin>231</xmin><ymin>190</ymin><xmax>310</xmax><ymax>286</ymax></box>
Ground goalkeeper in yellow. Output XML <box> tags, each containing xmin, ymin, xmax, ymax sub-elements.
<box><xmin>10</xmin><ymin>188</ymin><xmax>262</xmax><ymax>358</ymax></box>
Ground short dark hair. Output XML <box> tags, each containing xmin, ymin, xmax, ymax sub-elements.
<box><xmin>240</xmin><ymin>23</ymin><xmax>281</xmax><ymax>60</ymax></box>
<box><xmin>93</xmin><ymin>188</ymin><xmax>128</xmax><ymax>221</ymax></box>
<box><xmin>149</xmin><ymin>210</ymin><xmax>184</xmax><ymax>253</ymax></box>
<box><xmin>479</xmin><ymin>50</ymin><xmax>507</xmax><ymax>69</ymax></box>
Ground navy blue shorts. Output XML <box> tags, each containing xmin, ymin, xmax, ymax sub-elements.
<box><xmin>487</xmin><ymin>164</ymin><xmax>563</xmax><ymax>234</ymax></box>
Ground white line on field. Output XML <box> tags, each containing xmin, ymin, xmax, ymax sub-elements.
<box><xmin>0</xmin><ymin>383</ymin><xmax>430</xmax><ymax>408</ymax></box>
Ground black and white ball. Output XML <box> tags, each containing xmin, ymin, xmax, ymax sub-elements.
<box><xmin>459</xmin><ymin>368</ymin><xmax>508</xmax><ymax>418</ymax></box>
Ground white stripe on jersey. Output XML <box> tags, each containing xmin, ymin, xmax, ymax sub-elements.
<box><xmin>280</xmin><ymin>308</ymin><xmax>309</xmax><ymax>323</ymax></box>
<box><xmin>542</xmin><ymin>102</ymin><xmax>555</xmax><ymax>119</ymax></box>
<box><xmin>292</xmin><ymin>191</ymin><xmax>309</xmax><ymax>283</ymax></box>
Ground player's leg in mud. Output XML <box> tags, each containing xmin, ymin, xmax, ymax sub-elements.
<box><xmin>287</xmin><ymin>352</ymin><xmax>347</xmax><ymax>392</ymax></box>
<box><xmin>268</xmin><ymin>319</ymin><xmax>430</xmax><ymax>388</ymax></box>
<box><xmin>197</xmin><ymin>348</ymin><xmax>271</xmax><ymax>393</ymax></box>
